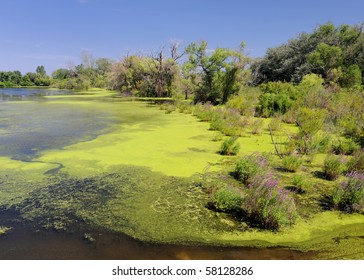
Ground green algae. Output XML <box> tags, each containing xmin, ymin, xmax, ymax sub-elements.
<box><xmin>1</xmin><ymin>89</ymin><xmax>364</xmax><ymax>259</ymax></box>
<box><xmin>38</xmin><ymin>103</ymin><xmax>223</xmax><ymax>177</ymax></box>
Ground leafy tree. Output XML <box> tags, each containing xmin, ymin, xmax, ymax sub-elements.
<box><xmin>252</xmin><ymin>22</ymin><xmax>364</xmax><ymax>87</ymax></box>
<box><xmin>341</xmin><ymin>64</ymin><xmax>362</xmax><ymax>88</ymax></box>
<box><xmin>36</xmin><ymin>65</ymin><xmax>47</xmax><ymax>77</ymax></box>
<box><xmin>308</xmin><ymin>43</ymin><xmax>342</xmax><ymax>78</ymax></box>
<box><xmin>257</xmin><ymin>81</ymin><xmax>297</xmax><ymax>116</ymax></box>
<box><xmin>185</xmin><ymin>41</ymin><xmax>249</xmax><ymax>104</ymax></box>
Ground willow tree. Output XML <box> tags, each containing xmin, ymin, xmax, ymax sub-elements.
<box><xmin>184</xmin><ymin>41</ymin><xmax>250</xmax><ymax>104</ymax></box>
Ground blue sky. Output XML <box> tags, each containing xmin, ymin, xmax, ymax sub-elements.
<box><xmin>1</xmin><ymin>0</ymin><xmax>363</xmax><ymax>74</ymax></box>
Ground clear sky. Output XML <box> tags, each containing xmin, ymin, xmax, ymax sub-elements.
<box><xmin>1</xmin><ymin>0</ymin><xmax>363</xmax><ymax>74</ymax></box>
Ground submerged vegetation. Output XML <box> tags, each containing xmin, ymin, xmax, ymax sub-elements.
<box><xmin>0</xmin><ymin>226</ymin><xmax>12</xmax><ymax>236</ymax></box>
<box><xmin>1</xmin><ymin>22</ymin><xmax>364</xmax><ymax>259</ymax></box>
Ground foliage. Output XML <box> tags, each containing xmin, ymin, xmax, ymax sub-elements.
<box><xmin>292</xmin><ymin>174</ymin><xmax>313</xmax><ymax>189</ymax></box>
<box><xmin>185</xmin><ymin>41</ymin><xmax>250</xmax><ymax>104</ymax></box>
<box><xmin>234</xmin><ymin>153</ymin><xmax>269</xmax><ymax>185</ymax></box>
<box><xmin>281</xmin><ymin>155</ymin><xmax>303</xmax><ymax>172</ymax></box>
<box><xmin>225</xmin><ymin>88</ymin><xmax>260</xmax><ymax>117</ymax></box>
<box><xmin>323</xmin><ymin>155</ymin><xmax>346</xmax><ymax>180</ymax></box>
<box><xmin>110</xmin><ymin>45</ymin><xmax>182</xmax><ymax>97</ymax></box>
<box><xmin>332</xmin><ymin>172</ymin><xmax>364</xmax><ymax>213</ymax></box>
<box><xmin>341</xmin><ymin>64</ymin><xmax>362</xmax><ymax>88</ymax></box>
<box><xmin>296</xmin><ymin>107</ymin><xmax>327</xmax><ymax>154</ymax></box>
<box><xmin>257</xmin><ymin>81</ymin><xmax>297</xmax><ymax>117</ymax></box>
<box><xmin>212</xmin><ymin>186</ymin><xmax>244</xmax><ymax>212</ymax></box>
<box><xmin>269</xmin><ymin>117</ymin><xmax>282</xmax><ymax>132</ymax></box>
<box><xmin>332</xmin><ymin>138</ymin><xmax>360</xmax><ymax>155</ymax></box>
<box><xmin>193</xmin><ymin>104</ymin><xmax>246</xmax><ymax>136</ymax></box>
<box><xmin>251</xmin><ymin>22</ymin><xmax>364</xmax><ymax>86</ymax></box>
<box><xmin>51</xmin><ymin>56</ymin><xmax>112</xmax><ymax>90</ymax></box>
<box><xmin>348</xmin><ymin>149</ymin><xmax>364</xmax><ymax>172</ymax></box>
<box><xmin>243</xmin><ymin>173</ymin><xmax>297</xmax><ymax>230</ymax></box>
<box><xmin>250</xmin><ymin>118</ymin><xmax>265</xmax><ymax>135</ymax></box>
<box><xmin>219</xmin><ymin>137</ymin><xmax>240</xmax><ymax>155</ymax></box>
<box><xmin>0</xmin><ymin>68</ymin><xmax>52</xmax><ymax>87</ymax></box>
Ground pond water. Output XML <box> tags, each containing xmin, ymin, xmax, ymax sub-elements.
<box><xmin>0</xmin><ymin>88</ymin><xmax>315</xmax><ymax>260</ymax></box>
<box><xmin>0</xmin><ymin>88</ymin><xmax>71</xmax><ymax>102</ymax></box>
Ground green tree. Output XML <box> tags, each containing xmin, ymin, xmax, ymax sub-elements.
<box><xmin>36</xmin><ymin>65</ymin><xmax>47</xmax><ymax>77</ymax></box>
<box><xmin>185</xmin><ymin>41</ymin><xmax>249</xmax><ymax>104</ymax></box>
<box><xmin>308</xmin><ymin>43</ymin><xmax>342</xmax><ymax>79</ymax></box>
<box><xmin>341</xmin><ymin>64</ymin><xmax>362</xmax><ymax>88</ymax></box>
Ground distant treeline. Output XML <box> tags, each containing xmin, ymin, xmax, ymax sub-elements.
<box><xmin>1</xmin><ymin>22</ymin><xmax>363</xmax><ymax>103</ymax></box>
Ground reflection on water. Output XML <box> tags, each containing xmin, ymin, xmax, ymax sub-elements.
<box><xmin>0</xmin><ymin>220</ymin><xmax>313</xmax><ymax>260</ymax></box>
<box><xmin>0</xmin><ymin>88</ymin><xmax>71</xmax><ymax>101</ymax></box>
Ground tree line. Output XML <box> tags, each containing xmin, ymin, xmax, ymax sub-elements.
<box><xmin>1</xmin><ymin>22</ymin><xmax>363</xmax><ymax>105</ymax></box>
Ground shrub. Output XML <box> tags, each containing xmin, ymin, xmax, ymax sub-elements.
<box><xmin>348</xmin><ymin>149</ymin><xmax>364</xmax><ymax>172</ymax></box>
<box><xmin>176</xmin><ymin>101</ymin><xmax>193</xmax><ymax>114</ymax></box>
<box><xmin>292</xmin><ymin>174</ymin><xmax>313</xmax><ymax>189</ymax></box>
<box><xmin>234</xmin><ymin>154</ymin><xmax>269</xmax><ymax>184</ymax></box>
<box><xmin>323</xmin><ymin>155</ymin><xmax>345</xmax><ymax>180</ymax></box>
<box><xmin>332</xmin><ymin>138</ymin><xmax>360</xmax><ymax>155</ymax></box>
<box><xmin>212</xmin><ymin>186</ymin><xmax>244</xmax><ymax>212</ymax></box>
<box><xmin>269</xmin><ymin>117</ymin><xmax>282</xmax><ymax>132</ymax></box>
<box><xmin>332</xmin><ymin>172</ymin><xmax>364</xmax><ymax>213</ymax></box>
<box><xmin>193</xmin><ymin>103</ymin><xmax>215</xmax><ymax>121</ymax></box>
<box><xmin>211</xmin><ymin>131</ymin><xmax>224</xmax><ymax>142</ymax></box>
<box><xmin>244</xmin><ymin>174</ymin><xmax>297</xmax><ymax>230</ymax></box>
<box><xmin>251</xmin><ymin>118</ymin><xmax>265</xmax><ymax>135</ymax></box>
<box><xmin>219</xmin><ymin>137</ymin><xmax>240</xmax><ymax>155</ymax></box>
<box><xmin>281</xmin><ymin>155</ymin><xmax>303</xmax><ymax>172</ymax></box>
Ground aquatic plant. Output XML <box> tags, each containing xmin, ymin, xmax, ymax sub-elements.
<box><xmin>0</xmin><ymin>226</ymin><xmax>12</xmax><ymax>236</ymax></box>
<box><xmin>219</xmin><ymin>137</ymin><xmax>240</xmax><ymax>156</ymax></box>
<box><xmin>281</xmin><ymin>155</ymin><xmax>303</xmax><ymax>172</ymax></box>
<box><xmin>234</xmin><ymin>154</ymin><xmax>269</xmax><ymax>185</ymax></box>
<box><xmin>292</xmin><ymin>174</ymin><xmax>313</xmax><ymax>189</ymax></box>
<box><xmin>250</xmin><ymin>118</ymin><xmax>265</xmax><ymax>135</ymax></box>
<box><xmin>348</xmin><ymin>148</ymin><xmax>364</xmax><ymax>172</ymax></box>
<box><xmin>212</xmin><ymin>185</ymin><xmax>244</xmax><ymax>212</ymax></box>
<box><xmin>244</xmin><ymin>173</ymin><xmax>297</xmax><ymax>230</ymax></box>
<box><xmin>332</xmin><ymin>171</ymin><xmax>364</xmax><ymax>213</ymax></box>
<box><xmin>332</xmin><ymin>138</ymin><xmax>360</xmax><ymax>155</ymax></box>
<box><xmin>323</xmin><ymin>154</ymin><xmax>346</xmax><ymax>180</ymax></box>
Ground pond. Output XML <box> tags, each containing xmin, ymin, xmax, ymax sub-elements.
<box><xmin>0</xmin><ymin>88</ymin><xmax>325</xmax><ymax>259</ymax></box>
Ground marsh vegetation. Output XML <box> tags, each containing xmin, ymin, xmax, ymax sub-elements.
<box><xmin>1</xmin><ymin>22</ymin><xmax>364</xmax><ymax>259</ymax></box>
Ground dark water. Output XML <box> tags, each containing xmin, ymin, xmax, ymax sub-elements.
<box><xmin>0</xmin><ymin>219</ymin><xmax>313</xmax><ymax>260</ymax></box>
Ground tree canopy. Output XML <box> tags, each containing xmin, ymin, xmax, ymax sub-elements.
<box><xmin>251</xmin><ymin>22</ymin><xmax>364</xmax><ymax>86</ymax></box>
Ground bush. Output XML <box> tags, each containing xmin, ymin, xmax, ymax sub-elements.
<box><xmin>213</xmin><ymin>186</ymin><xmax>244</xmax><ymax>212</ymax></box>
<box><xmin>244</xmin><ymin>173</ymin><xmax>297</xmax><ymax>230</ymax></box>
<box><xmin>193</xmin><ymin>103</ymin><xmax>216</xmax><ymax>121</ymax></box>
<box><xmin>292</xmin><ymin>174</ymin><xmax>313</xmax><ymax>189</ymax></box>
<box><xmin>348</xmin><ymin>149</ymin><xmax>364</xmax><ymax>172</ymax></box>
<box><xmin>332</xmin><ymin>172</ymin><xmax>364</xmax><ymax>213</ymax></box>
<box><xmin>269</xmin><ymin>117</ymin><xmax>282</xmax><ymax>132</ymax></box>
<box><xmin>332</xmin><ymin>138</ymin><xmax>360</xmax><ymax>155</ymax></box>
<box><xmin>251</xmin><ymin>118</ymin><xmax>265</xmax><ymax>135</ymax></box>
<box><xmin>234</xmin><ymin>154</ymin><xmax>268</xmax><ymax>184</ymax></box>
<box><xmin>281</xmin><ymin>155</ymin><xmax>303</xmax><ymax>172</ymax></box>
<box><xmin>323</xmin><ymin>155</ymin><xmax>345</xmax><ymax>180</ymax></box>
<box><xmin>219</xmin><ymin>137</ymin><xmax>240</xmax><ymax>155</ymax></box>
